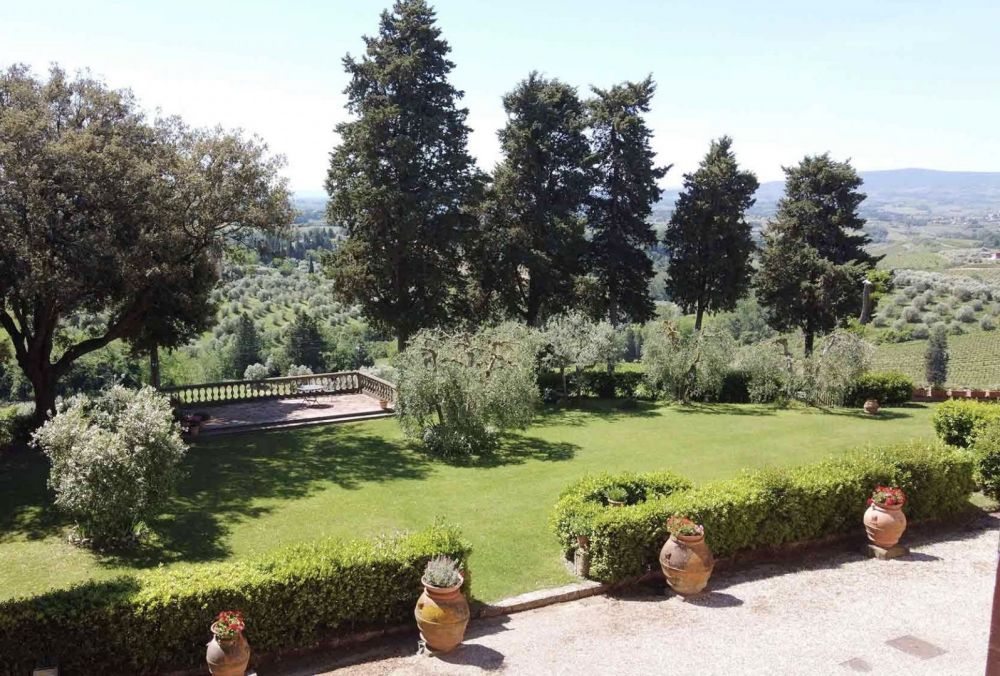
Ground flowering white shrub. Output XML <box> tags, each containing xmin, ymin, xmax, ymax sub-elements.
<box><xmin>243</xmin><ymin>362</ymin><xmax>270</xmax><ymax>381</ymax></box>
<box><xmin>32</xmin><ymin>386</ymin><xmax>187</xmax><ymax>546</ymax></box>
<box><xmin>286</xmin><ymin>364</ymin><xmax>314</xmax><ymax>376</ymax></box>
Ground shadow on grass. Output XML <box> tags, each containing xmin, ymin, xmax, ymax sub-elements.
<box><xmin>672</xmin><ymin>402</ymin><xmax>779</xmax><ymax>417</ymax></box>
<box><xmin>98</xmin><ymin>424</ymin><xmax>433</xmax><ymax>568</ymax></box>
<box><xmin>531</xmin><ymin>399</ymin><xmax>662</xmax><ymax>427</ymax></box>
<box><xmin>0</xmin><ymin>451</ymin><xmax>66</xmax><ymax>542</ymax></box>
<box><xmin>437</xmin><ymin>434</ymin><xmax>579</xmax><ymax>469</ymax></box>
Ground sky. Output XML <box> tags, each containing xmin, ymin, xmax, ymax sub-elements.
<box><xmin>3</xmin><ymin>0</ymin><xmax>999</xmax><ymax>195</ymax></box>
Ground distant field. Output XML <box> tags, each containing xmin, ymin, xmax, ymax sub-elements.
<box><xmin>873</xmin><ymin>330</ymin><xmax>1000</xmax><ymax>389</ymax></box>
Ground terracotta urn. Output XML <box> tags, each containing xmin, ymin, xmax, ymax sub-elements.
<box><xmin>864</xmin><ymin>502</ymin><xmax>907</xmax><ymax>548</ymax></box>
<box><xmin>206</xmin><ymin>631</ymin><xmax>250</xmax><ymax>676</ymax></box>
<box><xmin>659</xmin><ymin>532</ymin><xmax>715</xmax><ymax>596</ymax></box>
<box><xmin>863</xmin><ymin>399</ymin><xmax>880</xmax><ymax>415</ymax></box>
<box><xmin>379</xmin><ymin>398</ymin><xmax>390</xmax><ymax>410</ymax></box>
<box><xmin>414</xmin><ymin>575</ymin><xmax>469</xmax><ymax>653</ymax></box>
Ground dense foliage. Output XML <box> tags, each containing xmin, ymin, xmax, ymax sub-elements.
<box><xmin>324</xmin><ymin>0</ymin><xmax>483</xmax><ymax>349</ymax></box>
<box><xmin>843</xmin><ymin>371</ymin><xmax>915</xmax><ymax>407</ymax></box>
<box><xmin>971</xmin><ymin>421</ymin><xmax>1000</xmax><ymax>501</ymax></box>
<box><xmin>664</xmin><ymin>136</ymin><xmax>759</xmax><ymax>330</ymax></box>
<box><xmin>552</xmin><ymin>442</ymin><xmax>973</xmax><ymax>582</ymax></box>
<box><xmin>586</xmin><ymin>77</ymin><xmax>667</xmax><ymax>325</ymax></box>
<box><xmin>32</xmin><ymin>386</ymin><xmax>187</xmax><ymax>545</ymax></box>
<box><xmin>932</xmin><ymin>399</ymin><xmax>1000</xmax><ymax>447</ymax></box>
<box><xmin>0</xmin><ymin>524</ymin><xmax>469</xmax><ymax>675</ymax></box>
<box><xmin>642</xmin><ymin>322</ymin><xmax>735</xmax><ymax>402</ymax></box>
<box><xmin>395</xmin><ymin>323</ymin><xmax>539</xmax><ymax>456</ymax></box>
<box><xmin>542</xmin><ymin>312</ymin><xmax>623</xmax><ymax>398</ymax></box>
<box><xmin>0</xmin><ymin>65</ymin><xmax>292</xmax><ymax>426</ymax></box>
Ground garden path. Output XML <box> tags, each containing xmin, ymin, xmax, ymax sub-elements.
<box><xmin>284</xmin><ymin>515</ymin><xmax>998</xmax><ymax>675</ymax></box>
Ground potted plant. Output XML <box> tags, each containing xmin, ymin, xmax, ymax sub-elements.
<box><xmin>604</xmin><ymin>486</ymin><xmax>627</xmax><ymax>507</ymax></box>
<box><xmin>863</xmin><ymin>398</ymin><xmax>880</xmax><ymax>415</ymax></box>
<box><xmin>205</xmin><ymin>610</ymin><xmax>250</xmax><ymax>676</ymax></box>
<box><xmin>379</xmin><ymin>398</ymin><xmax>390</xmax><ymax>410</ymax></box>
<box><xmin>863</xmin><ymin>485</ymin><xmax>907</xmax><ymax>548</ymax></box>
<box><xmin>659</xmin><ymin>515</ymin><xmax>714</xmax><ymax>596</ymax></box>
<box><xmin>414</xmin><ymin>555</ymin><xmax>469</xmax><ymax>653</ymax></box>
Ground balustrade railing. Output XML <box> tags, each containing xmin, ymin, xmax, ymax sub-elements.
<box><xmin>160</xmin><ymin>371</ymin><xmax>397</xmax><ymax>407</ymax></box>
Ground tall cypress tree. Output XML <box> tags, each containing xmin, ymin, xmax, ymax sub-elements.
<box><xmin>663</xmin><ymin>136</ymin><xmax>758</xmax><ymax>330</ymax></box>
<box><xmin>587</xmin><ymin>77</ymin><xmax>668</xmax><ymax>325</ymax></box>
<box><xmin>480</xmin><ymin>72</ymin><xmax>593</xmax><ymax>325</ymax></box>
<box><xmin>755</xmin><ymin>154</ymin><xmax>879</xmax><ymax>354</ymax></box>
<box><xmin>285</xmin><ymin>311</ymin><xmax>326</xmax><ymax>372</ymax></box>
<box><xmin>324</xmin><ymin>0</ymin><xmax>482</xmax><ymax>349</ymax></box>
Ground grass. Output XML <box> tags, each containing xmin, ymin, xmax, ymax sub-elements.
<box><xmin>0</xmin><ymin>401</ymin><xmax>935</xmax><ymax>603</ymax></box>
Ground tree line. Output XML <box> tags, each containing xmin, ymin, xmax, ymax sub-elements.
<box><xmin>323</xmin><ymin>0</ymin><xmax>880</xmax><ymax>354</ymax></box>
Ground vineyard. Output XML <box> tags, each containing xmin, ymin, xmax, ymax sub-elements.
<box><xmin>873</xmin><ymin>329</ymin><xmax>1000</xmax><ymax>388</ymax></box>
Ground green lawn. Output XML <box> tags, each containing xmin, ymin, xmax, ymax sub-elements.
<box><xmin>0</xmin><ymin>401</ymin><xmax>935</xmax><ymax>602</ymax></box>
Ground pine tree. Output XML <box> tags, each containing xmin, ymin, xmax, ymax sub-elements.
<box><xmin>663</xmin><ymin>136</ymin><xmax>758</xmax><ymax>330</ymax></box>
<box><xmin>756</xmin><ymin>154</ymin><xmax>879</xmax><ymax>355</ymax></box>
<box><xmin>587</xmin><ymin>77</ymin><xmax>669</xmax><ymax>325</ymax></box>
<box><xmin>924</xmin><ymin>326</ymin><xmax>949</xmax><ymax>388</ymax></box>
<box><xmin>479</xmin><ymin>73</ymin><xmax>593</xmax><ymax>325</ymax></box>
<box><xmin>285</xmin><ymin>312</ymin><xmax>326</xmax><ymax>372</ymax></box>
<box><xmin>324</xmin><ymin>0</ymin><xmax>483</xmax><ymax>349</ymax></box>
<box><xmin>228</xmin><ymin>314</ymin><xmax>262</xmax><ymax>379</ymax></box>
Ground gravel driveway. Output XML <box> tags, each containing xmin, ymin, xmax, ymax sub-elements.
<box><xmin>284</xmin><ymin>516</ymin><xmax>998</xmax><ymax>675</ymax></box>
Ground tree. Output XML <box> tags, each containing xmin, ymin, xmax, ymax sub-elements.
<box><xmin>755</xmin><ymin>154</ymin><xmax>878</xmax><ymax>355</ymax></box>
<box><xmin>641</xmin><ymin>321</ymin><xmax>734</xmax><ymax>402</ymax></box>
<box><xmin>478</xmin><ymin>73</ymin><xmax>593</xmax><ymax>325</ymax></box>
<box><xmin>324</xmin><ymin>0</ymin><xmax>483</xmax><ymax>350</ymax></box>
<box><xmin>227</xmin><ymin>314</ymin><xmax>263</xmax><ymax>379</ymax></box>
<box><xmin>664</xmin><ymin>136</ymin><xmax>758</xmax><ymax>331</ymax></box>
<box><xmin>284</xmin><ymin>312</ymin><xmax>326</xmax><ymax>372</ymax></box>
<box><xmin>395</xmin><ymin>323</ymin><xmax>539</xmax><ymax>457</ymax></box>
<box><xmin>542</xmin><ymin>311</ymin><xmax>623</xmax><ymax>398</ymax></box>
<box><xmin>925</xmin><ymin>325</ymin><xmax>949</xmax><ymax>388</ymax></box>
<box><xmin>0</xmin><ymin>65</ymin><xmax>292</xmax><ymax>427</ymax></box>
<box><xmin>586</xmin><ymin>77</ymin><xmax>668</xmax><ymax>325</ymax></box>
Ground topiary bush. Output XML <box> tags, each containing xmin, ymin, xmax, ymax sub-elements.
<box><xmin>972</xmin><ymin>420</ymin><xmax>1000</xmax><ymax>501</ymax></box>
<box><xmin>933</xmin><ymin>399</ymin><xmax>1000</xmax><ymax>447</ymax></box>
<box><xmin>0</xmin><ymin>524</ymin><xmax>470</xmax><ymax>675</ymax></box>
<box><xmin>844</xmin><ymin>371</ymin><xmax>915</xmax><ymax>407</ymax></box>
<box><xmin>552</xmin><ymin>443</ymin><xmax>974</xmax><ymax>582</ymax></box>
<box><xmin>32</xmin><ymin>386</ymin><xmax>187</xmax><ymax>546</ymax></box>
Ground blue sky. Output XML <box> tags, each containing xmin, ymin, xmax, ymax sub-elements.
<box><xmin>3</xmin><ymin>0</ymin><xmax>998</xmax><ymax>194</ymax></box>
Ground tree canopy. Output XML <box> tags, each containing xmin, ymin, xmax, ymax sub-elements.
<box><xmin>0</xmin><ymin>65</ymin><xmax>292</xmax><ymax>425</ymax></box>
<box><xmin>324</xmin><ymin>0</ymin><xmax>483</xmax><ymax>349</ymax></box>
<box><xmin>664</xmin><ymin>136</ymin><xmax>758</xmax><ymax>330</ymax></box>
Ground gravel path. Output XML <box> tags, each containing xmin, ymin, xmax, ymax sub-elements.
<box><xmin>286</xmin><ymin>517</ymin><xmax>999</xmax><ymax>675</ymax></box>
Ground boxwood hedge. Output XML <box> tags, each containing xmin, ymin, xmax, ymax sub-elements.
<box><xmin>844</xmin><ymin>371</ymin><xmax>915</xmax><ymax>407</ymax></box>
<box><xmin>932</xmin><ymin>399</ymin><xmax>1000</xmax><ymax>447</ymax></box>
<box><xmin>552</xmin><ymin>443</ymin><xmax>974</xmax><ymax>582</ymax></box>
<box><xmin>0</xmin><ymin>524</ymin><xmax>470</xmax><ymax>675</ymax></box>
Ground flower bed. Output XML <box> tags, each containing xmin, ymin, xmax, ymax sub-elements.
<box><xmin>0</xmin><ymin>524</ymin><xmax>470</xmax><ymax>675</ymax></box>
<box><xmin>551</xmin><ymin>442</ymin><xmax>974</xmax><ymax>582</ymax></box>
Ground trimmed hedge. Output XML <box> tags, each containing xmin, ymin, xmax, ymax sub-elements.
<box><xmin>844</xmin><ymin>371</ymin><xmax>915</xmax><ymax>408</ymax></box>
<box><xmin>551</xmin><ymin>443</ymin><xmax>974</xmax><ymax>582</ymax></box>
<box><xmin>972</xmin><ymin>420</ymin><xmax>1000</xmax><ymax>500</ymax></box>
<box><xmin>537</xmin><ymin>369</ymin><xmax>646</xmax><ymax>400</ymax></box>
<box><xmin>0</xmin><ymin>525</ymin><xmax>470</xmax><ymax>675</ymax></box>
<box><xmin>932</xmin><ymin>399</ymin><xmax>1000</xmax><ymax>447</ymax></box>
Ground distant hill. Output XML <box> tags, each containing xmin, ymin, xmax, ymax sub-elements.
<box><xmin>656</xmin><ymin>169</ymin><xmax>1000</xmax><ymax>223</ymax></box>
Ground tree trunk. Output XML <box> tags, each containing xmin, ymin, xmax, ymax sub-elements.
<box><xmin>803</xmin><ymin>330</ymin><xmax>815</xmax><ymax>357</ymax></box>
<box><xmin>149</xmin><ymin>344</ymin><xmax>161</xmax><ymax>388</ymax></box>
<box><xmin>694</xmin><ymin>305</ymin><xmax>705</xmax><ymax>332</ymax></box>
<box><xmin>560</xmin><ymin>366</ymin><xmax>568</xmax><ymax>399</ymax></box>
<box><xmin>29</xmin><ymin>369</ymin><xmax>58</xmax><ymax>430</ymax></box>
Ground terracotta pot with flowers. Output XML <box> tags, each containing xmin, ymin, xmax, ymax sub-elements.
<box><xmin>659</xmin><ymin>515</ymin><xmax>714</xmax><ymax>596</ymax></box>
<box><xmin>414</xmin><ymin>555</ymin><xmax>470</xmax><ymax>653</ymax></box>
<box><xmin>206</xmin><ymin>610</ymin><xmax>250</xmax><ymax>676</ymax></box>
<box><xmin>604</xmin><ymin>486</ymin><xmax>627</xmax><ymax>507</ymax></box>
<box><xmin>864</xmin><ymin>485</ymin><xmax>907</xmax><ymax>548</ymax></box>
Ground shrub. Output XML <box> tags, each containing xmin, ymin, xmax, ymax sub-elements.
<box><xmin>957</xmin><ymin>306</ymin><xmax>977</xmax><ymax>323</ymax></box>
<box><xmin>844</xmin><ymin>371</ymin><xmax>914</xmax><ymax>407</ymax></box>
<box><xmin>972</xmin><ymin>421</ymin><xmax>1000</xmax><ymax>500</ymax></box>
<box><xmin>910</xmin><ymin>325</ymin><xmax>930</xmax><ymax>340</ymax></box>
<box><xmin>32</xmin><ymin>387</ymin><xmax>187</xmax><ymax>546</ymax></box>
<box><xmin>0</xmin><ymin>525</ymin><xmax>469</xmax><ymax>675</ymax></box>
<box><xmin>552</xmin><ymin>443</ymin><xmax>974</xmax><ymax>582</ymax></box>
<box><xmin>243</xmin><ymin>362</ymin><xmax>270</xmax><ymax>381</ymax></box>
<box><xmin>717</xmin><ymin>369</ymin><xmax>751</xmax><ymax>403</ymax></box>
<box><xmin>733</xmin><ymin>342</ymin><xmax>790</xmax><ymax>404</ymax></box>
<box><xmin>396</xmin><ymin>323</ymin><xmax>539</xmax><ymax>457</ymax></box>
<box><xmin>932</xmin><ymin>399</ymin><xmax>1000</xmax><ymax>447</ymax></box>
<box><xmin>0</xmin><ymin>403</ymin><xmax>34</xmax><ymax>451</ymax></box>
<box><xmin>982</xmin><ymin>317</ymin><xmax>997</xmax><ymax>332</ymax></box>
<box><xmin>902</xmin><ymin>306</ymin><xmax>922</xmax><ymax>323</ymax></box>
<box><xmin>579</xmin><ymin>371</ymin><xmax>645</xmax><ymax>399</ymax></box>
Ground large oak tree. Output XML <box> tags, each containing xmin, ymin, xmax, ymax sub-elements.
<box><xmin>324</xmin><ymin>0</ymin><xmax>483</xmax><ymax>349</ymax></box>
<box><xmin>0</xmin><ymin>65</ymin><xmax>292</xmax><ymax>426</ymax></box>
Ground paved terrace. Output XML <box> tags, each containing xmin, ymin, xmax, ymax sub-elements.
<box><xmin>274</xmin><ymin>515</ymin><xmax>998</xmax><ymax>675</ymax></box>
<box><xmin>191</xmin><ymin>393</ymin><xmax>391</xmax><ymax>435</ymax></box>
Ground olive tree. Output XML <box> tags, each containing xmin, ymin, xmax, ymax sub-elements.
<box><xmin>542</xmin><ymin>311</ymin><xmax>624</xmax><ymax>398</ymax></box>
<box><xmin>32</xmin><ymin>386</ymin><xmax>187</xmax><ymax>546</ymax></box>
<box><xmin>0</xmin><ymin>65</ymin><xmax>293</xmax><ymax>427</ymax></box>
<box><xmin>395</xmin><ymin>323</ymin><xmax>539</xmax><ymax>457</ymax></box>
<box><xmin>642</xmin><ymin>321</ymin><xmax>734</xmax><ymax>402</ymax></box>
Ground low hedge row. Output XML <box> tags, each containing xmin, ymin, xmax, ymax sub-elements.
<box><xmin>551</xmin><ymin>443</ymin><xmax>974</xmax><ymax>583</ymax></box>
<box><xmin>932</xmin><ymin>399</ymin><xmax>1000</xmax><ymax>447</ymax></box>
<box><xmin>537</xmin><ymin>370</ymin><xmax>647</xmax><ymax>400</ymax></box>
<box><xmin>844</xmin><ymin>371</ymin><xmax>914</xmax><ymax>407</ymax></box>
<box><xmin>0</xmin><ymin>525</ymin><xmax>470</xmax><ymax>675</ymax></box>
